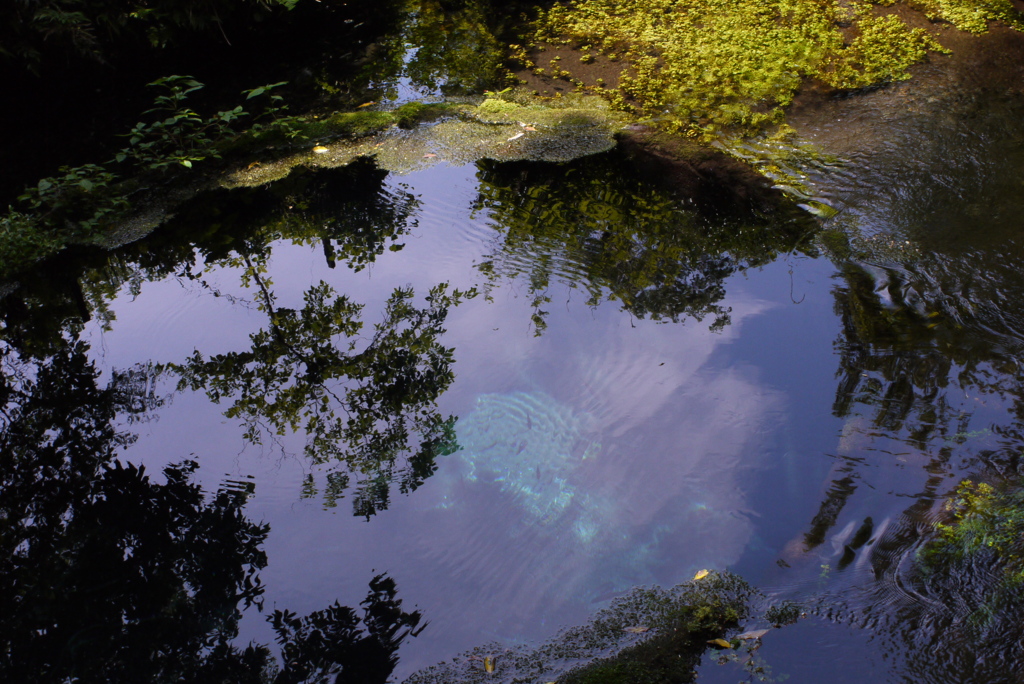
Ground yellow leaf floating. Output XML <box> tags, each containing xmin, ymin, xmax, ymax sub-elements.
<box><xmin>312</xmin><ymin>145</ymin><xmax>329</xmax><ymax>154</ymax></box>
<box><xmin>694</xmin><ymin>569</ymin><xmax>709</xmax><ymax>581</ymax></box>
<box><xmin>357</xmin><ymin>101</ymin><xmax>377</xmax><ymax>108</ymax></box>
<box><xmin>623</xmin><ymin>625</ymin><xmax>649</xmax><ymax>633</ymax></box>
<box><xmin>708</xmin><ymin>638</ymin><xmax>732</xmax><ymax>649</ymax></box>
<box><xmin>484</xmin><ymin>656</ymin><xmax>494</xmax><ymax>673</ymax></box>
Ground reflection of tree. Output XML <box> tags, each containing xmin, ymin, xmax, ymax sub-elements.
<box><xmin>784</xmin><ymin>261</ymin><xmax>999</xmax><ymax>563</ymax></box>
<box><xmin>831</xmin><ymin>263</ymin><xmax>978</xmax><ymax>444</ymax></box>
<box><xmin>472</xmin><ymin>154</ymin><xmax>814</xmax><ymax>333</ymax></box>
<box><xmin>271</xmin><ymin>573</ymin><xmax>426</xmax><ymax>684</ymax></box>
<box><xmin>785</xmin><ymin>255</ymin><xmax>1024</xmax><ymax>681</ymax></box>
<box><xmin>166</xmin><ymin>159</ymin><xmax>421</xmax><ymax>276</ymax></box>
<box><xmin>173</xmin><ymin>276</ymin><xmax>470</xmax><ymax>518</ymax></box>
<box><xmin>0</xmin><ymin>341</ymin><xmax>425</xmax><ymax>682</ymax></box>
<box><xmin>366</xmin><ymin>0</ymin><xmax>506</xmax><ymax>99</ymax></box>
<box><xmin>0</xmin><ymin>160</ymin><xmax>418</xmax><ymax>356</ymax></box>
<box><xmin>1</xmin><ymin>157</ymin><xmax>463</xmax><ymax>516</ymax></box>
<box><xmin>0</xmin><ymin>340</ymin><xmax>267</xmax><ymax>681</ymax></box>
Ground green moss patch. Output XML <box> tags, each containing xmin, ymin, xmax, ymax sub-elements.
<box><xmin>899</xmin><ymin>0</ymin><xmax>1024</xmax><ymax>34</ymax></box>
<box><xmin>405</xmin><ymin>571</ymin><xmax>781</xmax><ymax>684</ymax></box>
<box><xmin>524</xmin><ymin>0</ymin><xmax>965</xmax><ymax>137</ymax></box>
<box><xmin>223</xmin><ymin>93</ymin><xmax>627</xmax><ymax>187</ymax></box>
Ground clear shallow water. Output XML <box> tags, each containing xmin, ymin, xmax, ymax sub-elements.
<box><xmin>5</xmin><ymin>80</ymin><xmax>1024</xmax><ymax>682</ymax></box>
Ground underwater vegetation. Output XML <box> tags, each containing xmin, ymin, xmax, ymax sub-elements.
<box><xmin>404</xmin><ymin>571</ymin><xmax>783</xmax><ymax>684</ymax></box>
<box><xmin>922</xmin><ymin>478</ymin><xmax>1024</xmax><ymax>592</ymax></box>
<box><xmin>520</xmin><ymin>0</ymin><xmax>1021</xmax><ymax>137</ymax></box>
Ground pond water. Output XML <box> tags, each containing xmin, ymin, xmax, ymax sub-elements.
<box><xmin>5</xmin><ymin>47</ymin><xmax>1024</xmax><ymax>683</ymax></box>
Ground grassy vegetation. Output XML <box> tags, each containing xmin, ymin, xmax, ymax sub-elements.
<box><xmin>518</xmin><ymin>0</ymin><xmax>1024</xmax><ymax>137</ymax></box>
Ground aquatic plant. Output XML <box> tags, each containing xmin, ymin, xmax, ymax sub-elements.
<box><xmin>527</xmin><ymin>0</ymin><xmax>953</xmax><ymax>136</ymax></box>
<box><xmin>404</xmin><ymin>571</ymin><xmax>770</xmax><ymax>684</ymax></box>
<box><xmin>923</xmin><ymin>479</ymin><xmax>1024</xmax><ymax>586</ymax></box>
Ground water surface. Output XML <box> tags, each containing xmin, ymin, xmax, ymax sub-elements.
<box><xmin>5</xmin><ymin>74</ymin><xmax>1024</xmax><ymax>683</ymax></box>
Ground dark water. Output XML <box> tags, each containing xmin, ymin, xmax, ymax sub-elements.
<box><xmin>4</xmin><ymin>64</ymin><xmax>1024</xmax><ymax>682</ymax></box>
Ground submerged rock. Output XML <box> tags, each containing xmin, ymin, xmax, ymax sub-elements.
<box><xmin>222</xmin><ymin>93</ymin><xmax>627</xmax><ymax>188</ymax></box>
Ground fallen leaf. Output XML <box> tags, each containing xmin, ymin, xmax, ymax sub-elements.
<box><xmin>708</xmin><ymin>638</ymin><xmax>732</xmax><ymax>649</ymax></box>
<box><xmin>312</xmin><ymin>145</ymin><xmax>329</xmax><ymax>154</ymax></box>
<box><xmin>524</xmin><ymin>126</ymin><xmax>537</xmax><ymax>131</ymax></box>
<box><xmin>484</xmin><ymin>656</ymin><xmax>495</xmax><ymax>673</ymax></box>
<box><xmin>623</xmin><ymin>626</ymin><xmax>649</xmax><ymax>634</ymax></box>
<box><xmin>737</xmin><ymin>629</ymin><xmax>770</xmax><ymax>640</ymax></box>
<box><xmin>507</xmin><ymin>132</ymin><xmax>524</xmax><ymax>141</ymax></box>
<box><xmin>358</xmin><ymin>101</ymin><xmax>377</xmax><ymax>108</ymax></box>
<box><xmin>694</xmin><ymin>569</ymin><xmax>709</xmax><ymax>581</ymax></box>
<box><xmin>423</xmin><ymin>153</ymin><xmax>437</xmax><ymax>158</ymax></box>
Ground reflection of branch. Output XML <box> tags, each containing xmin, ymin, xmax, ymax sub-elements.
<box><xmin>242</xmin><ymin>254</ymin><xmax>348</xmax><ymax>408</ymax></box>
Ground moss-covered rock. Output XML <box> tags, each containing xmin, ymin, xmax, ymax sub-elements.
<box><xmin>221</xmin><ymin>91</ymin><xmax>628</xmax><ymax>187</ymax></box>
<box><xmin>404</xmin><ymin>571</ymin><xmax>773</xmax><ymax>684</ymax></box>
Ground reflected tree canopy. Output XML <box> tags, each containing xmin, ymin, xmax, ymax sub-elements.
<box><xmin>0</xmin><ymin>160</ymin><xmax>419</xmax><ymax>349</ymax></box>
<box><xmin>781</xmin><ymin>247</ymin><xmax>1024</xmax><ymax>681</ymax></box>
<box><xmin>0</xmin><ymin>339</ymin><xmax>267</xmax><ymax>681</ymax></box>
<box><xmin>472</xmin><ymin>153</ymin><xmax>815</xmax><ymax>333</ymax></box>
<box><xmin>363</xmin><ymin>0</ymin><xmax>508</xmax><ymax>99</ymax></box>
<box><xmin>0</xmin><ymin>158</ymin><xmax>467</xmax><ymax>517</ymax></box>
<box><xmin>0</xmin><ymin>339</ymin><xmax>425</xmax><ymax>682</ymax></box>
<box><xmin>172</xmin><ymin>278</ymin><xmax>470</xmax><ymax>518</ymax></box>
<box><xmin>831</xmin><ymin>260</ymin><xmax>1024</xmax><ymax>470</ymax></box>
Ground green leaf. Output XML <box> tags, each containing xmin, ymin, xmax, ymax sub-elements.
<box><xmin>78</xmin><ymin>179</ymin><xmax>94</xmax><ymax>191</ymax></box>
<box><xmin>246</xmin><ymin>87</ymin><xmax>266</xmax><ymax>100</ymax></box>
<box><xmin>115</xmin><ymin>153</ymin><xmax>127</xmax><ymax>163</ymax></box>
<box><xmin>181</xmin><ymin>160</ymin><xmax>193</xmax><ymax>168</ymax></box>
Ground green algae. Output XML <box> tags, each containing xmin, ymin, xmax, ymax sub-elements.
<box><xmin>222</xmin><ymin>92</ymin><xmax>626</xmax><ymax>188</ymax></box>
<box><xmin>404</xmin><ymin>571</ymin><xmax>765</xmax><ymax>684</ymax></box>
<box><xmin>526</xmin><ymin>0</ymin><xmax>959</xmax><ymax>137</ymax></box>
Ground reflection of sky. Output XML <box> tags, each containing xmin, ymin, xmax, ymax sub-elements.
<box><xmin>75</xmin><ymin>161</ymin><xmax>799</xmax><ymax>675</ymax></box>
<box><xmin>76</xmin><ymin>154</ymin><xmax>1002</xmax><ymax>681</ymax></box>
